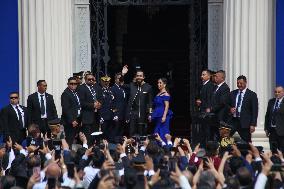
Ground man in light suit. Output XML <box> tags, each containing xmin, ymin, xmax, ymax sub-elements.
<box><xmin>265</xmin><ymin>86</ymin><xmax>284</xmax><ymax>152</ymax></box>
<box><xmin>1</xmin><ymin>92</ymin><xmax>28</xmax><ymax>144</ymax></box>
<box><xmin>27</xmin><ymin>80</ymin><xmax>58</xmax><ymax>135</ymax></box>
<box><xmin>229</xmin><ymin>75</ymin><xmax>258</xmax><ymax>142</ymax></box>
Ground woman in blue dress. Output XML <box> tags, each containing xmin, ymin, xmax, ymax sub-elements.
<box><xmin>150</xmin><ymin>78</ymin><xmax>173</xmax><ymax>142</ymax></box>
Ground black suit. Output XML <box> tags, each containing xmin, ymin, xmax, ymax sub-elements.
<box><xmin>210</xmin><ymin>82</ymin><xmax>230</xmax><ymax>140</ymax></box>
<box><xmin>61</xmin><ymin>88</ymin><xmax>81</xmax><ymax>145</ymax></box>
<box><xmin>199</xmin><ymin>80</ymin><xmax>215</xmax><ymax>112</ymax></box>
<box><xmin>1</xmin><ymin>104</ymin><xmax>28</xmax><ymax>143</ymax></box>
<box><xmin>265</xmin><ymin>98</ymin><xmax>284</xmax><ymax>152</ymax></box>
<box><xmin>229</xmin><ymin>89</ymin><xmax>258</xmax><ymax>142</ymax></box>
<box><xmin>77</xmin><ymin>83</ymin><xmax>103</xmax><ymax>142</ymax></box>
<box><xmin>111</xmin><ymin>84</ymin><xmax>128</xmax><ymax>136</ymax></box>
<box><xmin>27</xmin><ymin>92</ymin><xmax>58</xmax><ymax>134</ymax></box>
<box><xmin>198</xmin><ymin>80</ymin><xmax>215</xmax><ymax>146</ymax></box>
<box><xmin>211</xmin><ymin>82</ymin><xmax>230</xmax><ymax>122</ymax></box>
<box><xmin>127</xmin><ymin>82</ymin><xmax>153</xmax><ymax>136</ymax></box>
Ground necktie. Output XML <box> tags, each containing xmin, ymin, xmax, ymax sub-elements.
<box><xmin>271</xmin><ymin>99</ymin><xmax>279</xmax><ymax>126</ymax></box>
<box><xmin>73</xmin><ymin>92</ymin><xmax>80</xmax><ymax>109</ymax></box>
<box><xmin>40</xmin><ymin>94</ymin><xmax>45</xmax><ymax>115</ymax></box>
<box><xmin>236</xmin><ymin>91</ymin><xmax>242</xmax><ymax>117</ymax></box>
<box><xmin>90</xmin><ymin>86</ymin><xmax>97</xmax><ymax>101</ymax></box>
<box><xmin>16</xmin><ymin>105</ymin><xmax>24</xmax><ymax>128</ymax></box>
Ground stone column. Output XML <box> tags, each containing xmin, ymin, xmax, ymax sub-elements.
<box><xmin>19</xmin><ymin>0</ymin><xmax>73</xmax><ymax>116</ymax></box>
<box><xmin>223</xmin><ymin>0</ymin><xmax>275</xmax><ymax>145</ymax></box>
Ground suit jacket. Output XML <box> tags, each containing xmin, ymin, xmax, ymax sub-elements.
<box><xmin>211</xmin><ymin>82</ymin><xmax>230</xmax><ymax>122</ymax></box>
<box><xmin>199</xmin><ymin>80</ymin><xmax>215</xmax><ymax>112</ymax></box>
<box><xmin>1</xmin><ymin>104</ymin><xmax>28</xmax><ymax>143</ymax></box>
<box><xmin>77</xmin><ymin>83</ymin><xmax>103</xmax><ymax>124</ymax></box>
<box><xmin>61</xmin><ymin>88</ymin><xmax>81</xmax><ymax>125</ymax></box>
<box><xmin>126</xmin><ymin>82</ymin><xmax>153</xmax><ymax>122</ymax></box>
<box><xmin>229</xmin><ymin>89</ymin><xmax>258</xmax><ymax>128</ymax></box>
<box><xmin>27</xmin><ymin>92</ymin><xmax>58</xmax><ymax>124</ymax></box>
<box><xmin>111</xmin><ymin>84</ymin><xmax>128</xmax><ymax>120</ymax></box>
<box><xmin>265</xmin><ymin>98</ymin><xmax>284</xmax><ymax>136</ymax></box>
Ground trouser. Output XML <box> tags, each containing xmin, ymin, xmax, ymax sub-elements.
<box><xmin>230</xmin><ymin>118</ymin><xmax>251</xmax><ymax>142</ymax></box>
<box><xmin>82</xmin><ymin>123</ymin><xmax>99</xmax><ymax>145</ymax></box>
<box><xmin>129</xmin><ymin>113</ymin><xmax>147</xmax><ymax>136</ymax></box>
<box><xmin>268</xmin><ymin>127</ymin><xmax>284</xmax><ymax>153</ymax></box>
<box><xmin>101</xmin><ymin>120</ymin><xmax>115</xmax><ymax>143</ymax></box>
<box><xmin>38</xmin><ymin>118</ymin><xmax>50</xmax><ymax>136</ymax></box>
<box><xmin>113</xmin><ymin>120</ymin><xmax>125</xmax><ymax>137</ymax></box>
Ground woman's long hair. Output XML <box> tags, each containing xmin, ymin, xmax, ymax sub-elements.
<box><xmin>158</xmin><ymin>77</ymin><xmax>169</xmax><ymax>94</ymax></box>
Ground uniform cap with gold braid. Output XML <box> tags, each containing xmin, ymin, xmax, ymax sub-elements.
<box><xmin>101</xmin><ymin>75</ymin><xmax>111</xmax><ymax>82</ymax></box>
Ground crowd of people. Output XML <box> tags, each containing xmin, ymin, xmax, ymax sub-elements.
<box><xmin>0</xmin><ymin>65</ymin><xmax>283</xmax><ymax>189</ymax></box>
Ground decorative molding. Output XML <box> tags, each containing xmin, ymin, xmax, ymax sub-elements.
<box><xmin>208</xmin><ymin>2</ymin><xmax>223</xmax><ymax>71</ymax></box>
<box><xmin>73</xmin><ymin>3</ymin><xmax>91</xmax><ymax>72</ymax></box>
<box><xmin>75</xmin><ymin>0</ymin><xmax>89</xmax><ymax>5</ymax></box>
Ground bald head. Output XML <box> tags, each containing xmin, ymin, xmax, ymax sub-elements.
<box><xmin>275</xmin><ymin>86</ymin><xmax>284</xmax><ymax>99</ymax></box>
<box><xmin>46</xmin><ymin>163</ymin><xmax>61</xmax><ymax>178</ymax></box>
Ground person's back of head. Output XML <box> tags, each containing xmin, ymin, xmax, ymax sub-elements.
<box><xmin>92</xmin><ymin>146</ymin><xmax>105</xmax><ymax>168</ymax></box>
<box><xmin>229</xmin><ymin>156</ymin><xmax>244</xmax><ymax>175</ymax></box>
<box><xmin>197</xmin><ymin>170</ymin><xmax>216</xmax><ymax>189</ymax></box>
<box><xmin>236</xmin><ymin>167</ymin><xmax>252</xmax><ymax>188</ymax></box>
<box><xmin>224</xmin><ymin>177</ymin><xmax>240</xmax><ymax>189</ymax></box>
<box><xmin>206</xmin><ymin>141</ymin><xmax>219</xmax><ymax>157</ymax></box>
<box><xmin>0</xmin><ymin>175</ymin><xmax>16</xmax><ymax>189</ymax></box>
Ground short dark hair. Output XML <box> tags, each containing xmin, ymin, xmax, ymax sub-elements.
<box><xmin>136</xmin><ymin>69</ymin><xmax>144</xmax><ymax>76</ymax></box>
<box><xmin>114</xmin><ymin>72</ymin><xmax>122</xmax><ymax>80</ymax></box>
<box><xmin>84</xmin><ymin>72</ymin><xmax>94</xmax><ymax>79</ymax></box>
<box><xmin>9</xmin><ymin>92</ymin><xmax>19</xmax><ymax>96</ymax></box>
<box><xmin>68</xmin><ymin>77</ymin><xmax>77</xmax><ymax>83</ymax></box>
<box><xmin>37</xmin><ymin>80</ymin><xmax>46</xmax><ymax>86</ymax></box>
<box><xmin>202</xmin><ymin>69</ymin><xmax>212</xmax><ymax>75</ymax></box>
<box><xmin>216</xmin><ymin>70</ymin><xmax>226</xmax><ymax>79</ymax></box>
<box><xmin>237</xmin><ymin>75</ymin><xmax>247</xmax><ymax>82</ymax></box>
<box><xmin>28</xmin><ymin>123</ymin><xmax>40</xmax><ymax>130</ymax></box>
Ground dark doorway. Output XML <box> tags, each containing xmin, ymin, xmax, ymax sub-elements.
<box><xmin>107</xmin><ymin>6</ymin><xmax>191</xmax><ymax>136</ymax></box>
<box><xmin>90</xmin><ymin>0</ymin><xmax>208</xmax><ymax>140</ymax></box>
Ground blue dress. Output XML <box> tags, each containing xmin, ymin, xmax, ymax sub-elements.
<box><xmin>151</xmin><ymin>95</ymin><xmax>173</xmax><ymax>142</ymax></box>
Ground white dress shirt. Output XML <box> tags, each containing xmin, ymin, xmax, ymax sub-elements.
<box><xmin>215</xmin><ymin>81</ymin><xmax>225</xmax><ymax>92</ymax></box>
<box><xmin>37</xmin><ymin>92</ymin><xmax>47</xmax><ymax>118</ymax></box>
<box><xmin>11</xmin><ymin>104</ymin><xmax>25</xmax><ymax>128</ymax></box>
<box><xmin>234</xmin><ymin>88</ymin><xmax>247</xmax><ymax>117</ymax></box>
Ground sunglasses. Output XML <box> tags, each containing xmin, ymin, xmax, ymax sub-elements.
<box><xmin>10</xmin><ymin>97</ymin><xmax>18</xmax><ymax>99</ymax></box>
<box><xmin>87</xmin><ymin>78</ymin><xmax>95</xmax><ymax>81</ymax></box>
<box><xmin>69</xmin><ymin>83</ymin><xmax>77</xmax><ymax>85</ymax></box>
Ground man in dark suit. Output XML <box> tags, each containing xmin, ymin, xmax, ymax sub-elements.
<box><xmin>124</xmin><ymin>69</ymin><xmax>153</xmax><ymax>136</ymax></box>
<box><xmin>196</xmin><ymin>70</ymin><xmax>215</xmax><ymax>146</ymax></box>
<box><xmin>111</xmin><ymin>72</ymin><xmax>128</xmax><ymax>137</ymax></box>
<box><xmin>209</xmin><ymin>70</ymin><xmax>230</xmax><ymax>140</ymax></box>
<box><xmin>197</xmin><ymin>69</ymin><xmax>215</xmax><ymax>112</ymax></box>
<box><xmin>61</xmin><ymin>77</ymin><xmax>82</xmax><ymax>146</ymax></box>
<box><xmin>77</xmin><ymin>72</ymin><xmax>103</xmax><ymax>143</ymax></box>
<box><xmin>27</xmin><ymin>80</ymin><xmax>58</xmax><ymax>135</ymax></box>
<box><xmin>1</xmin><ymin>92</ymin><xmax>28</xmax><ymax>144</ymax></box>
<box><xmin>229</xmin><ymin>75</ymin><xmax>258</xmax><ymax>142</ymax></box>
<box><xmin>265</xmin><ymin>86</ymin><xmax>284</xmax><ymax>152</ymax></box>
